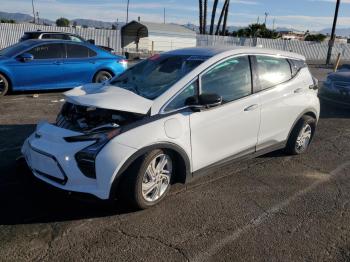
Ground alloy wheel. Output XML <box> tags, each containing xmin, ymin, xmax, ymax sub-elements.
<box><xmin>296</xmin><ymin>124</ymin><xmax>312</xmax><ymax>152</ymax></box>
<box><xmin>141</xmin><ymin>154</ymin><xmax>172</xmax><ymax>202</ymax></box>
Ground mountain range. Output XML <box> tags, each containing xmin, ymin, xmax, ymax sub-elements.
<box><xmin>1</xmin><ymin>11</ymin><xmax>350</xmax><ymax>36</ymax></box>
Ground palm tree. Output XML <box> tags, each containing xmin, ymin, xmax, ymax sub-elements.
<box><xmin>209</xmin><ymin>0</ymin><xmax>219</xmax><ymax>35</ymax></box>
<box><xmin>222</xmin><ymin>0</ymin><xmax>230</xmax><ymax>36</ymax></box>
<box><xmin>215</xmin><ymin>0</ymin><xmax>229</xmax><ymax>35</ymax></box>
<box><xmin>203</xmin><ymin>0</ymin><xmax>208</xmax><ymax>34</ymax></box>
<box><xmin>199</xmin><ymin>0</ymin><xmax>203</xmax><ymax>34</ymax></box>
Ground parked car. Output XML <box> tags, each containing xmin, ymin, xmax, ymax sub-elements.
<box><xmin>0</xmin><ymin>39</ymin><xmax>127</xmax><ymax>96</ymax></box>
<box><xmin>22</xmin><ymin>47</ymin><xmax>320</xmax><ymax>209</ymax></box>
<box><xmin>319</xmin><ymin>70</ymin><xmax>350</xmax><ymax>107</ymax></box>
<box><xmin>19</xmin><ymin>31</ymin><xmax>116</xmax><ymax>53</ymax></box>
<box><xmin>19</xmin><ymin>31</ymin><xmax>86</xmax><ymax>42</ymax></box>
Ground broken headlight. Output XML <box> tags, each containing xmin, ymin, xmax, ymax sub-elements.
<box><xmin>64</xmin><ymin>128</ymin><xmax>121</xmax><ymax>179</ymax></box>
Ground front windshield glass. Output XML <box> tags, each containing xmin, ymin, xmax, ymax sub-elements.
<box><xmin>110</xmin><ymin>54</ymin><xmax>209</xmax><ymax>100</ymax></box>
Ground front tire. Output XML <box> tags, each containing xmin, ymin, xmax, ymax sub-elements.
<box><xmin>286</xmin><ymin>115</ymin><xmax>316</xmax><ymax>155</ymax></box>
<box><xmin>120</xmin><ymin>149</ymin><xmax>173</xmax><ymax>209</ymax></box>
<box><xmin>93</xmin><ymin>70</ymin><xmax>113</xmax><ymax>83</ymax></box>
<box><xmin>0</xmin><ymin>73</ymin><xmax>9</xmax><ymax>96</ymax></box>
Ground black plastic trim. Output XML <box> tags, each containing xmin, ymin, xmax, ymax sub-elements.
<box><xmin>193</xmin><ymin>141</ymin><xmax>286</xmax><ymax>178</ymax></box>
<box><xmin>109</xmin><ymin>142</ymin><xmax>191</xmax><ymax>199</ymax></box>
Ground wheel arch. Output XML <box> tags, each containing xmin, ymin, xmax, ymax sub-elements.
<box><xmin>109</xmin><ymin>142</ymin><xmax>191</xmax><ymax>199</ymax></box>
<box><xmin>287</xmin><ymin>109</ymin><xmax>318</xmax><ymax>143</ymax></box>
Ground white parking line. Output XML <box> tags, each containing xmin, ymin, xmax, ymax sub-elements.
<box><xmin>192</xmin><ymin>161</ymin><xmax>350</xmax><ymax>262</ymax></box>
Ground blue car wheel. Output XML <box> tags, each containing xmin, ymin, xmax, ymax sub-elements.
<box><xmin>93</xmin><ymin>70</ymin><xmax>113</xmax><ymax>83</ymax></box>
<box><xmin>0</xmin><ymin>74</ymin><xmax>9</xmax><ymax>96</ymax></box>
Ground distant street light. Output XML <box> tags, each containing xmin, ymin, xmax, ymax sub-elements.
<box><xmin>326</xmin><ymin>0</ymin><xmax>341</xmax><ymax>65</ymax></box>
<box><xmin>32</xmin><ymin>0</ymin><xmax>36</xmax><ymax>24</ymax></box>
<box><xmin>126</xmin><ymin>0</ymin><xmax>130</xmax><ymax>23</ymax></box>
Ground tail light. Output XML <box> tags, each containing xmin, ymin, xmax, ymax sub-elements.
<box><xmin>118</xmin><ymin>59</ymin><xmax>128</xmax><ymax>69</ymax></box>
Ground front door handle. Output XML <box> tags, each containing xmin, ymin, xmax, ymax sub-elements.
<box><xmin>244</xmin><ymin>104</ymin><xmax>259</xmax><ymax>112</ymax></box>
<box><xmin>54</xmin><ymin>61</ymin><xmax>63</xmax><ymax>65</ymax></box>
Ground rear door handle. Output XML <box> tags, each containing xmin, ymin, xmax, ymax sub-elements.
<box><xmin>54</xmin><ymin>61</ymin><xmax>63</xmax><ymax>65</ymax></box>
<box><xmin>244</xmin><ymin>104</ymin><xmax>259</xmax><ymax>111</ymax></box>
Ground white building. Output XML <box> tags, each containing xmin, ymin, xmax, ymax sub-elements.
<box><xmin>121</xmin><ymin>21</ymin><xmax>196</xmax><ymax>53</ymax></box>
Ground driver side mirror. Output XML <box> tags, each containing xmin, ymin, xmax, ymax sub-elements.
<box><xmin>18</xmin><ymin>53</ymin><xmax>34</xmax><ymax>62</ymax></box>
<box><xmin>186</xmin><ymin>93</ymin><xmax>222</xmax><ymax>110</ymax></box>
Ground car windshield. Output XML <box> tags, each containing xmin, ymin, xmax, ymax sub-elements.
<box><xmin>110</xmin><ymin>54</ymin><xmax>209</xmax><ymax>100</ymax></box>
<box><xmin>0</xmin><ymin>41</ymin><xmax>32</xmax><ymax>57</ymax></box>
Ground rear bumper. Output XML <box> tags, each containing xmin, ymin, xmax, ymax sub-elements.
<box><xmin>21</xmin><ymin>122</ymin><xmax>137</xmax><ymax>200</ymax></box>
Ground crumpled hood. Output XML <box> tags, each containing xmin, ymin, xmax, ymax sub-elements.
<box><xmin>64</xmin><ymin>83</ymin><xmax>153</xmax><ymax>115</ymax></box>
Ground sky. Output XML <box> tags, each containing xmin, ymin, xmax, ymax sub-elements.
<box><xmin>2</xmin><ymin>0</ymin><xmax>350</xmax><ymax>31</ymax></box>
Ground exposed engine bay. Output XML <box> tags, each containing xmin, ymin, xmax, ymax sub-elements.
<box><xmin>56</xmin><ymin>102</ymin><xmax>145</xmax><ymax>132</ymax></box>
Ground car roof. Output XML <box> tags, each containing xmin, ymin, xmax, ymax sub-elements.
<box><xmin>166</xmin><ymin>46</ymin><xmax>305</xmax><ymax>60</ymax></box>
<box><xmin>24</xmin><ymin>31</ymin><xmax>76</xmax><ymax>35</ymax></box>
<box><xmin>20</xmin><ymin>39</ymin><xmax>88</xmax><ymax>46</ymax></box>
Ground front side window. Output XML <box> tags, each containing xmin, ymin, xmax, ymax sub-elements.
<box><xmin>164</xmin><ymin>80</ymin><xmax>198</xmax><ymax>112</ymax></box>
<box><xmin>66</xmin><ymin>44</ymin><xmax>90</xmax><ymax>58</ymax></box>
<box><xmin>27</xmin><ymin>44</ymin><xmax>65</xmax><ymax>59</ymax></box>
<box><xmin>201</xmin><ymin>56</ymin><xmax>252</xmax><ymax>103</ymax></box>
<box><xmin>256</xmin><ymin>56</ymin><xmax>292</xmax><ymax>90</ymax></box>
<box><xmin>110</xmin><ymin>54</ymin><xmax>209</xmax><ymax>100</ymax></box>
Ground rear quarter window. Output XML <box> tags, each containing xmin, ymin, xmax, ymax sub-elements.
<box><xmin>66</xmin><ymin>44</ymin><xmax>94</xmax><ymax>58</ymax></box>
<box><xmin>256</xmin><ymin>56</ymin><xmax>292</xmax><ymax>90</ymax></box>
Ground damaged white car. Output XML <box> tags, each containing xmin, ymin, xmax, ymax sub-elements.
<box><xmin>22</xmin><ymin>47</ymin><xmax>320</xmax><ymax>209</ymax></box>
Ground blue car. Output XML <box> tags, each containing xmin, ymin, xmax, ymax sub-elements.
<box><xmin>0</xmin><ymin>40</ymin><xmax>127</xmax><ymax>96</ymax></box>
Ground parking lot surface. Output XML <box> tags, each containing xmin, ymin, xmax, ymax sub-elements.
<box><xmin>0</xmin><ymin>67</ymin><xmax>350</xmax><ymax>261</ymax></box>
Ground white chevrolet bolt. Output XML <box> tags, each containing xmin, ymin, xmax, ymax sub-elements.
<box><xmin>22</xmin><ymin>47</ymin><xmax>320</xmax><ymax>209</ymax></box>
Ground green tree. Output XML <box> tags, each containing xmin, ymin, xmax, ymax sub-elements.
<box><xmin>233</xmin><ymin>23</ymin><xmax>279</xmax><ymax>39</ymax></box>
<box><xmin>56</xmin><ymin>17</ymin><xmax>70</xmax><ymax>27</ymax></box>
<box><xmin>305</xmin><ymin>34</ymin><xmax>327</xmax><ymax>42</ymax></box>
<box><xmin>0</xmin><ymin>18</ymin><xmax>16</xmax><ymax>23</ymax></box>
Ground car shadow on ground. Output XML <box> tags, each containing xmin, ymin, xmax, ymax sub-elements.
<box><xmin>0</xmin><ymin>124</ymin><xmax>132</xmax><ymax>226</ymax></box>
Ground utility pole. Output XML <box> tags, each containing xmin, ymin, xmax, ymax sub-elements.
<box><xmin>272</xmin><ymin>18</ymin><xmax>275</xmax><ymax>31</ymax></box>
<box><xmin>126</xmin><ymin>0</ymin><xmax>130</xmax><ymax>23</ymax></box>
<box><xmin>326</xmin><ymin>0</ymin><xmax>341</xmax><ymax>65</ymax></box>
<box><xmin>36</xmin><ymin>11</ymin><xmax>40</xmax><ymax>25</ymax></box>
<box><xmin>31</xmin><ymin>0</ymin><xmax>36</xmax><ymax>24</ymax></box>
<box><xmin>164</xmin><ymin>8</ymin><xmax>165</xmax><ymax>24</ymax></box>
<box><xmin>257</xmin><ymin>16</ymin><xmax>260</xmax><ymax>24</ymax></box>
<box><xmin>264</xmin><ymin>12</ymin><xmax>269</xmax><ymax>25</ymax></box>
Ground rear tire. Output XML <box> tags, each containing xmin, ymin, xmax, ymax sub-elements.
<box><xmin>0</xmin><ymin>73</ymin><xmax>9</xmax><ymax>96</ymax></box>
<box><xmin>285</xmin><ymin>115</ymin><xmax>316</xmax><ymax>155</ymax></box>
<box><xmin>120</xmin><ymin>149</ymin><xmax>173</xmax><ymax>210</ymax></box>
<box><xmin>93</xmin><ymin>70</ymin><xmax>113</xmax><ymax>83</ymax></box>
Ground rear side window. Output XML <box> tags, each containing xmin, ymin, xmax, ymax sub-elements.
<box><xmin>256</xmin><ymin>56</ymin><xmax>292</xmax><ymax>90</ymax></box>
<box><xmin>27</xmin><ymin>44</ymin><xmax>65</xmax><ymax>59</ymax></box>
<box><xmin>66</xmin><ymin>44</ymin><xmax>92</xmax><ymax>58</ymax></box>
